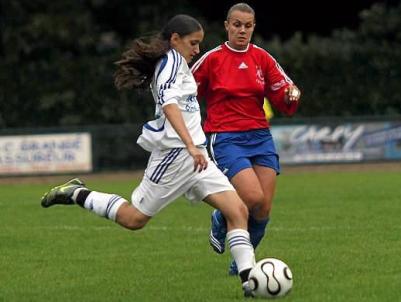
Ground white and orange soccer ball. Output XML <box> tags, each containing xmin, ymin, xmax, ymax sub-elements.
<box><xmin>248</xmin><ymin>258</ymin><xmax>293</xmax><ymax>299</ymax></box>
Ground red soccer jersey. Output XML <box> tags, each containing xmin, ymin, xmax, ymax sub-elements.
<box><xmin>191</xmin><ymin>42</ymin><xmax>298</xmax><ymax>133</ymax></box>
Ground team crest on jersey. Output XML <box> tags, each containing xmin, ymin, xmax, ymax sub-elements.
<box><xmin>185</xmin><ymin>95</ymin><xmax>200</xmax><ymax>112</ymax></box>
<box><xmin>256</xmin><ymin>65</ymin><xmax>265</xmax><ymax>85</ymax></box>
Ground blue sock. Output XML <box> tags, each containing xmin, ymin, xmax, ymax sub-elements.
<box><xmin>248</xmin><ymin>216</ymin><xmax>270</xmax><ymax>249</ymax></box>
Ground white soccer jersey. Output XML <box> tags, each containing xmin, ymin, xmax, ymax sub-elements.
<box><xmin>137</xmin><ymin>49</ymin><xmax>206</xmax><ymax>152</ymax></box>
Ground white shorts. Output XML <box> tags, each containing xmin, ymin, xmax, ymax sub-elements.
<box><xmin>131</xmin><ymin>147</ymin><xmax>234</xmax><ymax>216</ymax></box>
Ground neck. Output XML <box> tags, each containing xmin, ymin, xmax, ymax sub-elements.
<box><xmin>225</xmin><ymin>41</ymin><xmax>249</xmax><ymax>52</ymax></box>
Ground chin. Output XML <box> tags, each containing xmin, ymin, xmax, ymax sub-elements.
<box><xmin>237</xmin><ymin>40</ymin><xmax>248</xmax><ymax>45</ymax></box>
<box><xmin>236</xmin><ymin>42</ymin><xmax>248</xmax><ymax>49</ymax></box>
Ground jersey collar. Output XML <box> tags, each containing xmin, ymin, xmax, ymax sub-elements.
<box><xmin>224</xmin><ymin>41</ymin><xmax>250</xmax><ymax>53</ymax></box>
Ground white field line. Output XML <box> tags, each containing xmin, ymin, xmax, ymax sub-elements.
<box><xmin>31</xmin><ymin>224</ymin><xmax>401</xmax><ymax>233</ymax></box>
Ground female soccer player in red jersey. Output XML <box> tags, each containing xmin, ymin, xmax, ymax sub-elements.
<box><xmin>191</xmin><ymin>2</ymin><xmax>301</xmax><ymax>275</ymax></box>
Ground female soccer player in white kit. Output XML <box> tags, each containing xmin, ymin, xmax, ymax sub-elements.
<box><xmin>40</xmin><ymin>14</ymin><xmax>255</xmax><ymax>296</ymax></box>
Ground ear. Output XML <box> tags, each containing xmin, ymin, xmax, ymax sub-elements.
<box><xmin>224</xmin><ymin>20</ymin><xmax>229</xmax><ymax>32</ymax></box>
<box><xmin>170</xmin><ymin>33</ymin><xmax>180</xmax><ymax>47</ymax></box>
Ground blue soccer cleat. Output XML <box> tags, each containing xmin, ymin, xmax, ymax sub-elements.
<box><xmin>41</xmin><ymin>178</ymin><xmax>86</xmax><ymax>208</ymax></box>
<box><xmin>209</xmin><ymin>209</ymin><xmax>227</xmax><ymax>254</ymax></box>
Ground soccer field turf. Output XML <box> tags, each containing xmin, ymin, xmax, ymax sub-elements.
<box><xmin>1</xmin><ymin>167</ymin><xmax>400</xmax><ymax>301</ymax></box>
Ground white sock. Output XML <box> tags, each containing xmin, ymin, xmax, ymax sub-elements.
<box><xmin>72</xmin><ymin>187</ymin><xmax>85</xmax><ymax>202</ymax></box>
<box><xmin>83</xmin><ymin>191</ymin><xmax>127</xmax><ymax>221</ymax></box>
<box><xmin>227</xmin><ymin>229</ymin><xmax>255</xmax><ymax>274</ymax></box>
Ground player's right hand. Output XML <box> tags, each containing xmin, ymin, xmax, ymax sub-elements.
<box><xmin>188</xmin><ymin>146</ymin><xmax>208</xmax><ymax>172</ymax></box>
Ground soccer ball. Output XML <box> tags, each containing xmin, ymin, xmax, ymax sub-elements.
<box><xmin>248</xmin><ymin>258</ymin><xmax>293</xmax><ymax>299</ymax></box>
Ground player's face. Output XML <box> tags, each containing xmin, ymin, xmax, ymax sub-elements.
<box><xmin>170</xmin><ymin>29</ymin><xmax>204</xmax><ymax>63</ymax></box>
<box><xmin>225</xmin><ymin>10</ymin><xmax>255</xmax><ymax>50</ymax></box>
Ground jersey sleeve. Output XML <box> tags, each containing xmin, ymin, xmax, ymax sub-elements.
<box><xmin>263</xmin><ymin>53</ymin><xmax>299</xmax><ymax>116</ymax></box>
<box><xmin>191</xmin><ymin>53</ymin><xmax>210</xmax><ymax>99</ymax></box>
<box><xmin>154</xmin><ymin>50</ymin><xmax>184</xmax><ymax>107</ymax></box>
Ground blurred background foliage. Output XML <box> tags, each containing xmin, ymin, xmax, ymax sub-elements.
<box><xmin>1</xmin><ymin>0</ymin><xmax>400</xmax><ymax>128</ymax></box>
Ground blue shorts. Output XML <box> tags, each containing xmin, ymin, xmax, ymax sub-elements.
<box><xmin>207</xmin><ymin>128</ymin><xmax>280</xmax><ymax>180</ymax></box>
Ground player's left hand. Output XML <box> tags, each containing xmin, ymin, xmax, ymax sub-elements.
<box><xmin>284</xmin><ymin>85</ymin><xmax>301</xmax><ymax>103</ymax></box>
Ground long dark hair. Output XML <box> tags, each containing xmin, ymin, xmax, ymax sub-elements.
<box><xmin>114</xmin><ymin>14</ymin><xmax>202</xmax><ymax>90</ymax></box>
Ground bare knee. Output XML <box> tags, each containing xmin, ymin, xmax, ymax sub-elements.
<box><xmin>253</xmin><ymin>199</ymin><xmax>273</xmax><ymax>220</ymax></box>
<box><xmin>116</xmin><ymin>203</ymin><xmax>150</xmax><ymax>230</ymax></box>
<box><xmin>122</xmin><ymin>218</ymin><xmax>148</xmax><ymax>230</ymax></box>
<box><xmin>245</xmin><ymin>193</ymin><xmax>272</xmax><ymax>219</ymax></box>
<box><xmin>224</xmin><ymin>202</ymin><xmax>249</xmax><ymax>229</ymax></box>
<box><xmin>238</xmin><ymin>202</ymin><xmax>249</xmax><ymax>220</ymax></box>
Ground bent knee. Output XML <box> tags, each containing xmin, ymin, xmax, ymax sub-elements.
<box><xmin>250</xmin><ymin>200</ymin><xmax>272</xmax><ymax>220</ymax></box>
<box><xmin>238</xmin><ymin>202</ymin><xmax>249</xmax><ymax>219</ymax></box>
<box><xmin>244</xmin><ymin>192</ymin><xmax>265</xmax><ymax>208</ymax></box>
<box><xmin>119</xmin><ymin>212</ymin><xmax>150</xmax><ymax>230</ymax></box>
<box><xmin>245</xmin><ymin>194</ymin><xmax>272</xmax><ymax>216</ymax></box>
<box><xmin>116</xmin><ymin>203</ymin><xmax>151</xmax><ymax>230</ymax></box>
<box><xmin>226</xmin><ymin>202</ymin><xmax>249</xmax><ymax>224</ymax></box>
<box><xmin>124</xmin><ymin>219</ymin><xmax>147</xmax><ymax>231</ymax></box>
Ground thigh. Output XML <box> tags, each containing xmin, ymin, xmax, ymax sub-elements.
<box><xmin>132</xmin><ymin>149</ymin><xmax>194</xmax><ymax>216</ymax></box>
<box><xmin>231</xmin><ymin>166</ymin><xmax>276</xmax><ymax>218</ymax></box>
<box><xmin>253</xmin><ymin>165</ymin><xmax>277</xmax><ymax>206</ymax></box>
<box><xmin>230</xmin><ymin>167</ymin><xmax>265</xmax><ymax>209</ymax></box>
<box><xmin>144</xmin><ymin>148</ymin><xmax>186</xmax><ymax>185</ymax></box>
<box><xmin>208</xmin><ymin>132</ymin><xmax>253</xmax><ymax>179</ymax></box>
<box><xmin>251</xmin><ymin>132</ymin><xmax>280</xmax><ymax>175</ymax></box>
<box><xmin>185</xmin><ymin>157</ymin><xmax>234</xmax><ymax>203</ymax></box>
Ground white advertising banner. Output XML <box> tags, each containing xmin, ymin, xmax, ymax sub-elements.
<box><xmin>0</xmin><ymin>133</ymin><xmax>92</xmax><ymax>175</ymax></box>
<box><xmin>271</xmin><ymin>122</ymin><xmax>401</xmax><ymax>164</ymax></box>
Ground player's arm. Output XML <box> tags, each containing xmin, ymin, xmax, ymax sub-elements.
<box><xmin>264</xmin><ymin>55</ymin><xmax>301</xmax><ymax>116</ymax></box>
<box><xmin>163</xmin><ymin>103</ymin><xmax>207</xmax><ymax>172</ymax></box>
<box><xmin>156</xmin><ymin>50</ymin><xmax>207</xmax><ymax>172</ymax></box>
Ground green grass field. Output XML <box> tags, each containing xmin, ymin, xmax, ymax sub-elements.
<box><xmin>1</xmin><ymin>168</ymin><xmax>401</xmax><ymax>302</ymax></box>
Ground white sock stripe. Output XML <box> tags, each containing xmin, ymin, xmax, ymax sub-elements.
<box><xmin>105</xmin><ymin>195</ymin><xmax>123</xmax><ymax>219</ymax></box>
<box><xmin>228</xmin><ymin>233</ymin><xmax>252</xmax><ymax>248</ymax></box>
<box><xmin>228</xmin><ymin>238</ymin><xmax>252</xmax><ymax>247</ymax></box>
<box><xmin>227</xmin><ymin>229</ymin><xmax>255</xmax><ymax>274</ymax></box>
<box><xmin>228</xmin><ymin>236</ymin><xmax>250</xmax><ymax>243</ymax></box>
<box><xmin>229</xmin><ymin>240</ymin><xmax>253</xmax><ymax>247</ymax></box>
<box><xmin>227</xmin><ymin>231</ymin><xmax>252</xmax><ymax>247</ymax></box>
<box><xmin>227</xmin><ymin>234</ymin><xmax>250</xmax><ymax>242</ymax></box>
